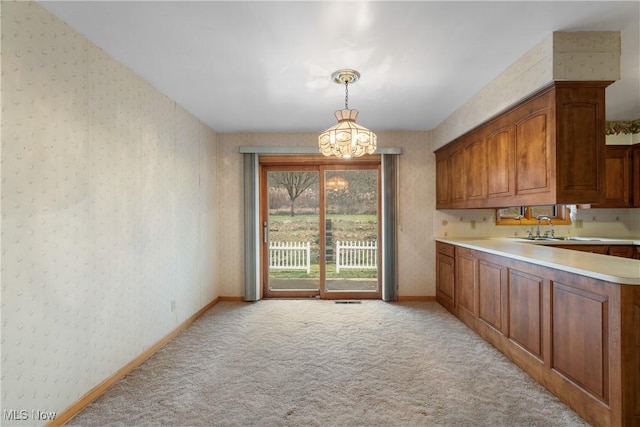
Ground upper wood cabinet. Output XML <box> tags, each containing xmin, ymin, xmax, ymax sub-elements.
<box><xmin>450</xmin><ymin>146</ymin><xmax>465</xmax><ymax>203</ymax></box>
<box><xmin>435</xmin><ymin>81</ymin><xmax>611</xmax><ymax>209</ymax></box>
<box><xmin>486</xmin><ymin>124</ymin><xmax>515</xmax><ymax>199</ymax></box>
<box><xmin>464</xmin><ymin>131</ymin><xmax>487</xmax><ymax>202</ymax></box>
<box><xmin>591</xmin><ymin>143</ymin><xmax>639</xmax><ymax>208</ymax></box>
<box><xmin>631</xmin><ymin>144</ymin><xmax>640</xmax><ymax>208</ymax></box>
<box><xmin>435</xmin><ymin>156</ymin><xmax>450</xmax><ymax>206</ymax></box>
<box><xmin>634</xmin><ymin>144</ymin><xmax>640</xmax><ymax>206</ymax></box>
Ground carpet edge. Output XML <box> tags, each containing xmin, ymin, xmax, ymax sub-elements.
<box><xmin>47</xmin><ymin>297</ymin><xmax>221</xmax><ymax>427</ymax></box>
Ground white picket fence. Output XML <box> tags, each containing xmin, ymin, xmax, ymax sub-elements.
<box><xmin>269</xmin><ymin>241</ymin><xmax>311</xmax><ymax>273</ymax></box>
<box><xmin>336</xmin><ymin>240</ymin><xmax>378</xmax><ymax>273</ymax></box>
<box><xmin>268</xmin><ymin>240</ymin><xmax>378</xmax><ymax>274</ymax></box>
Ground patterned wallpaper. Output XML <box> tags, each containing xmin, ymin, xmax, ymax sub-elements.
<box><xmin>434</xmin><ymin>208</ymin><xmax>640</xmax><ymax>240</ymax></box>
<box><xmin>1</xmin><ymin>1</ymin><xmax>218</xmax><ymax>422</ymax></box>
<box><xmin>216</xmin><ymin>131</ymin><xmax>435</xmax><ymax>298</ymax></box>
<box><xmin>432</xmin><ymin>31</ymin><xmax>620</xmax><ymax>151</ymax></box>
<box><xmin>553</xmin><ymin>31</ymin><xmax>620</xmax><ymax>80</ymax></box>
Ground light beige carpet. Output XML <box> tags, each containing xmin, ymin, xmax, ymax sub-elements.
<box><xmin>67</xmin><ymin>301</ymin><xmax>589</xmax><ymax>426</ymax></box>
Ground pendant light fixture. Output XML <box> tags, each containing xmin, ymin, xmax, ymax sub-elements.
<box><xmin>318</xmin><ymin>69</ymin><xmax>377</xmax><ymax>159</ymax></box>
<box><xmin>325</xmin><ymin>175</ymin><xmax>349</xmax><ymax>191</ymax></box>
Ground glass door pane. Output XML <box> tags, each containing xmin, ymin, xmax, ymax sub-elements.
<box><xmin>265</xmin><ymin>170</ymin><xmax>320</xmax><ymax>296</ymax></box>
<box><xmin>324</xmin><ymin>169</ymin><xmax>379</xmax><ymax>293</ymax></box>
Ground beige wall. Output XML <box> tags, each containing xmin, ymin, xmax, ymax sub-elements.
<box><xmin>2</xmin><ymin>1</ymin><xmax>218</xmax><ymax>419</ymax></box>
<box><xmin>217</xmin><ymin>131</ymin><xmax>435</xmax><ymax>298</ymax></box>
<box><xmin>434</xmin><ymin>208</ymin><xmax>640</xmax><ymax>239</ymax></box>
<box><xmin>432</xmin><ymin>31</ymin><xmax>621</xmax><ymax>151</ymax></box>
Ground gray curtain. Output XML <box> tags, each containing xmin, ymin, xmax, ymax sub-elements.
<box><xmin>381</xmin><ymin>154</ymin><xmax>398</xmax><ymax>302</ymax></box>
<box><xmin>243</xmin><ymin>153</ymin><xmax>260</xmax><ymax>301</ymax></box>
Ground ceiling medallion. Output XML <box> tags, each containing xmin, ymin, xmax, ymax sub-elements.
<box><xmin>318</xmin><ymin>69</ymin><xmax>377</xmax><ymax>159</ymax></box>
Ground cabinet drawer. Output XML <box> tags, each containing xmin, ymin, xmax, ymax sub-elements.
<box><xmin>436</xmin><ymin>242</ymin><xmax>455</xmax><ymax>257</ymax></box>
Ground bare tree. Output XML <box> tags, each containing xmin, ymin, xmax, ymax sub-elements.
<box><xmin>269</xmin><ymin>172</ymin><xmax>318</xmax><ymax>216</ymax></box>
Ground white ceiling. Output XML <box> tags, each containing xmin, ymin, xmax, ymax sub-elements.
<box><xmin>39</xmin><ymin>1</ymin><xmax>640</xmax><ymax>134</ymax></box>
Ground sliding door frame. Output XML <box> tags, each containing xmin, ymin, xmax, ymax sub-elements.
<box><xmin>318</xmin><ymin>163</ymin><xmax>381</xmax><ymax>300</ymax></box>
<box><xmin>259</xmin><ymin>155</ymin><xmax>381</xmax><ymax>299</ymax></box>
<box><xmin>242</xmin><ymin>147</ymin><xmax>400</xmax><ymax>302</ymax></box>
<box><xmin>260</xmin><ymin>163</ymin><xmax>321</xmax><ymax>299</ymax></box>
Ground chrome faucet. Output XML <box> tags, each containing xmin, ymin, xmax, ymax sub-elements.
<box><xmin>536</xmin><ymin>215</ymin><xmax>554</xmax><ymax>238</ymax></box>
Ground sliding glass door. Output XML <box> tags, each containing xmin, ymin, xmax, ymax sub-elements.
<box><xmin>260</xmin><ymin>157</ymin><xmax>380</xmax><ymax>299</ymax></box>
<box><xmin>324</xmin><ymin>169</ymin><xmax>379</xmax><ymax>294</ymax></box>
<box><xmin>263</xmin><ymin>167</ymin><xmax>321</xmax><ymax>298</ymax></box>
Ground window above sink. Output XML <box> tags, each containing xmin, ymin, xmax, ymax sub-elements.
<box><xmin>496</xmin><ymin>205</ymin><xmax>572</xmax><ymax>226</ymax></box>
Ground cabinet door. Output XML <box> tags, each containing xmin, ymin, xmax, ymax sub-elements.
<box><xmin>450</xmin><ymin>148</ymin><xmax>465</xmax><ymax>203</ymax></box>
<box><xmin>508</xmin><ymin>269</ymin><xmax>544</xmax><ymax>360</ymax></box>
<box><xmin>633</xmin><ymin>144</ymin><xmax>640</xmax><ymax>207</ymax></box>
<box><xmin>456</xmin><ymin>250</ymin><xmax>477</xmax><ymax>318</ymax></box>
<box><xmin>464</xmin><ymin>136</ymin><xmax>486</xmax><ymax>201</ymax></box>
<box><xmin>552</xmin><ymin>282</ymin><xmax>608</xmax><ymax>401</ymax></box>
<box><xmin>486</xmin><ymin>126</ymin><xmax>515</xmax><ymax>199</ymax></box>
<box><xmin>435</xmin><ymin>154</ymin><xmax>450</xmax><ymax>207</ymax></box>
<box><xmin>555</xmin><ymin>85</ymin><xmax>606</xmax><ymax>203</ymax></box>
<box><xmin>436</xmin><ymin>253</ymin><xmax>455</xmax><ymax>312</ymax></box>
<box><xmin>593</xmin><ymin>145</ymin><xmax>631</xmax><ymax>208</ymax></box>
<box><xmin>478</xmin><ymin>260</ymin><xmax>506</xmax><ymax>333</ymax></box>
<box><xmin>515</xmin><ymin>110</ymin><xmax>551</xmax><ymax>196</ymax></box>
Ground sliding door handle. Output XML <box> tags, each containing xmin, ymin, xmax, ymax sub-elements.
<box><xmin>263</xmin><ymin>221</ymin><xmax>268</xmax><ymax>243</ymax></box>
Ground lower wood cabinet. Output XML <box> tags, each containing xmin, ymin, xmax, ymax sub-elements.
<box><xmin>435</xmin><ymin>242</ymin><xmax>640</xmax><ymax>427</ymax></box>
<box><xmin>554</xmin><ymin>244</ymin><xmax>609</xmax><ymax>254</ymax></box>
<box><xmin>608</xmin><ymin>245</ymin><xmax>636</xmax><ymax>259</ymax></box>
<box><xmin>456</xmin><ymin>248</ymin><xmax>477</xmax><ymax>319</ymax></box>
<box><xmin>435</xmin><ymin>242</ymin><xmax>455</xmax><ymax>312</ymax></box>
<box><xmin>477</xmin><ymin>260</ymin><xmax>506</xmax><ymax>333</ymax></box>
<box><xmin>552</xmin><ymin>282</ymin><xmax>609</xmax><ymax>401</ymax></box>
<box><xmin>552</xmin><ymin>244</ymin><xmax>636</xmax><ymax>258</ymax></box>
<box><xmin>507</xmin><ymin>269</ymin><xmax>544</xmax><ymax>360</ymax></box>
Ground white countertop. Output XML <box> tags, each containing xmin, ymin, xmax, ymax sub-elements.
<box><xmin>435</xmin><ymin>237</ymin><xmax>640</xmax><ymax>285</ymax></box>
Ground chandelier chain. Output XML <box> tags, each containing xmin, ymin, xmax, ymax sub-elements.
<box><xmin>319</xmin><ymin>68</ymin><xmax>376</xmax><ymax>158</ymax></box>
<box><xmin>344</xmin><ymin>80</ymin><xmax>349</xmax><ymax>109</ymax></box>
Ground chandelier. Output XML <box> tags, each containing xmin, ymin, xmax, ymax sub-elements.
<box><xmin>325</xmin><ymin>175</ymin><xmax>349</xmax><ymax>191</ymax></box>
<box><xmin>318</xmin><ymin>69</ymin><xmax>377</xmax><ymax>158</ymax></box>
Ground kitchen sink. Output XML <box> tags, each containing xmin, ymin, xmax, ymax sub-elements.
<box><xmin>547</xmin><ymin>237</ymin><xmax>601</xmax><ymax>241</ymax></box>
<box><xmin>509</xmin><ymin>236</ymin><xmax>602</xmax><ymax>242</ymax></box>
